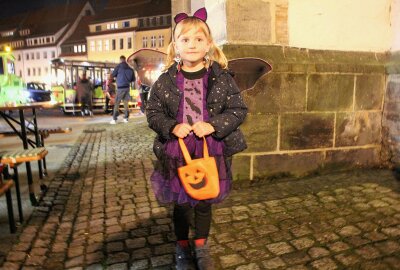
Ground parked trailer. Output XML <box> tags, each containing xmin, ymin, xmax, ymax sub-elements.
<box><xmin>50</xmin><ymin>59</ymin><xmax>138</xmax><ymax>115</ymax></box>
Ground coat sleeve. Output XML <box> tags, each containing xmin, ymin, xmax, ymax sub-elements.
<box><xmin>146</xmin><ymin>77</ymin><xmax>178</xmax><ymax>140</ymax></box>
<box><xmin>208</xmin><ymin>74</ymin><xmax>248</xmax><ymax>139</ymax></box>
<box><xmin>111</xmin><ymin>65</ymin><xmax>119</xmax><ymax>78</ymax></box>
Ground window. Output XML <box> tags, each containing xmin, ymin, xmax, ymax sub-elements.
<box><xmin>43</xmin><ymin>51</ymin><xmax>47</xmax><ymax>59</ymax></box>
<box><xmin>36</xmin><ymin>52</ymin><xmax>40</xmax><ymax>59</ymax></box>
<box><xmin>74</xmin><ymin>45</ymin><xmax>78</xmax><ymax>53</ymax></box>
<box><xmin>142</xmin><ymin>36</ymin><xmax>148</xmax><ymax>48</ymax></box>
<box><xmin>18</xmin><ymin>54</ymin><xmax>21</xmax><ymax>61</ymax></box>
<box><xmin>105</xmin><ymin>40</ymin><xmax>109</xmax><ymax>51</ymax></box>
<box><xmin>95</xmin><ymin>25</ymin><xmax>101</xmax><ymax>32</ymax></box>
<box><xmin>78</xmin><ymin>45</ymin><xmax>82</xmax><ymax>53</ymax></box>
<box><xmin>107</xmin><ymin>24</ymin><xmax>110</xmax><ymax>30</ymax></box>
<box><xmin>151</xmin><ymin>36</ymin><xmax>156</xmax><ymax>48</ymax></box>
<box><xmin>97</xmin><ymin>40</ymin><xmax>102</xmax><ymax>51</ymax></box>
<box><xmin>52</xmin><ymin>51</ymin><xmax>55</xmax><ymax>58</ymax></box>
<box><xmin>139</xmin><ymin>19</ymin><xmax>144</xmax><ymax>27</ymax></box>
<box><xmin>146</xmin><ymin>18</ymin><xmax>150</xmax><ymax>26</ymax></box>
<box><xmin>90</xmin><ymin>41</ymin><xmax>95</xmax><ymax>51</ymax></box>
<box><xmin>46</xmin><ymin>37</ymin><xmax>50</xmax><ymax>43</ymax></box>
<box><xmin>127</xmin><ymin>37</ymin><xmax>132</xmax><ymax>49</ymax></box>
<box><xmin>159</xmin><ymin>16</ymin><xmax>164</xmax><ymax>25</ymax></box>
<box><xmin>167</xmin><ymin>15</ymin><xmax>171</xmax><ymax>25</ymax></box>
<box><xmin>120</xmin><ymin>38</ymin><xmax>123</xmax><ymax>50</ymax></box>
<box><xmin>38</xmin><ymin>68</ymin><xmax>41</xmax><ymax>76</ymax></box>
<box><xmin>33</xmin><ymin>68</ymin><xmax>36</xmax><ymax>76</ymax></box>
<box><xmin>27</xmin><ymin>68</ymin><xmax>30</xmax><ymax>76</ymax></box>
<box><xmin>31</xmin><ymin>53</ymin><xmax>34</xmax><ymax>60</ymax></box>
<box><xmin>114</xmin><ymin>23</ymin><xmax>118</xmax><ymax>29</ymax></box>
<box><xmin>152</xmin><ymin>17</ymin><xmax>157</xmax><ymax>26</ymax></box>
<box><xmin>112</xmin><ymin>39</ymin><xmax>116</xmax><ymax>50</ymax></box>
<box><xmin>82</xmin><ymin>44</ymin><xmax>86</xmax><ymax>52</ymax></box>
<box><xmin>26</xmin><ymin>53</ymin><xmax>29</xmax><ymax>60</ymax></box>
<box><xmin>159</xmin><ymin>35</ymin><xmax>164</xmax><ymax>47</ymax></box>
<box><xmin>123</xmin><ymin>21</ymin><xmax>130</xmax><ymax>28</ymax></box>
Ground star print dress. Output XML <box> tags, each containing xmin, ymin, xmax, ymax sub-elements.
<box><xmin>150</xmin><ymin>68</ymin><xmax>232</xmax><ymax>206</ymax></box>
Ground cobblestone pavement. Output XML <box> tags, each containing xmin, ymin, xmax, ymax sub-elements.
<box><xmin>1</xmin><ymin>117</ymin><xmax>400</xmax><ymax>270</ymax></box>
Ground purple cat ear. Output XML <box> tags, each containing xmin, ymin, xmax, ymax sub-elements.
<box><xmin>193</xmin><ymin>7</ymin><xmax>207</xmax><ymax>22</ymax></box>
<box><xmin>174</xmin><ymin>12</ymin><xmax>189</xmax><ymax>24</ymax></box>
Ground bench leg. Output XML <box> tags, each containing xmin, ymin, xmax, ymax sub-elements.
<box><xmin>40</xmin><ymin>134</ymin><xmax>48</xmax><ymax>175</ymax></box>
<box><xmin>25</xmin><ymin>162</ymin><xmax>38</xmax><ymax>206</ymax></box>
<box><xmin>13</xmin><ymin>167</ymin><xmax>24</xmax><ymax>223</ymax></box>
<box><xmin>5</xmin><ymin>188</ymin><xmax>16</xmax><ymax>233</ymax></box>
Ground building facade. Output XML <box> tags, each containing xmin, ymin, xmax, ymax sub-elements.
<box><xmin>0</xmin><ymin>2</ymin><xmax>94</xmax><ymax>85</ymax></box>
<box><xmin>86</xmin><ymin>0</ymin><xmax>171</xmax><ymax>64</ymax></box>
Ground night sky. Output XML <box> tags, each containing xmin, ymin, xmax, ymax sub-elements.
<box><xmin>0</xmin><ymin>0</ymin><xmax>107</xmax><ymax>18</ymax></box>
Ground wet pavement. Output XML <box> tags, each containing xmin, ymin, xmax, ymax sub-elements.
<box><xmin>1</xmin><ymin>116</ymin><xmax>400</xmax><ymax>269</ymax></box>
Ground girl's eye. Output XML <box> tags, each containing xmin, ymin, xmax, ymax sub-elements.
<box><xmin>197</xmin><ymin>38</ymin><xmax>203</xmax><ymax>42</ymax></box>
<box><xmin>182</xmin><ymin>38</ymin><xmax>189</xmax><ymax>42</ymax></box>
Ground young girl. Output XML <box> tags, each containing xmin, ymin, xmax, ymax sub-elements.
<box><xmin>146</xmin><ymin>7</ymin><xmax>247</xmax><ymax>270</ymax></box>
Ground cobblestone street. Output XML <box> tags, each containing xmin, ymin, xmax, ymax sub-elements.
<box><xmin>2</xmin><ymin>116</ymin><xmax>400</xmax><ymax>270</ymax></box>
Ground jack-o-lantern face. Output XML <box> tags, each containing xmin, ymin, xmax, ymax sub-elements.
<box><xmin>178</xmin><ymin>158</ymin><xmax>220</xmax><ymax>200</ymax></box>
<box><xmin>184</xmin><ymin>169</ymin><xmax>206</xmax><ymax>190</ymax></box>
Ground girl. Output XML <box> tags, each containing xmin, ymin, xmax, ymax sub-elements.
<box><xmin>146</xmin><ymin>7</ymin><xmax>247</xmax><ymax>270</ymax></box>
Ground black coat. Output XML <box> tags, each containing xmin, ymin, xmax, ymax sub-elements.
<box><xmin>146</xmin><ymin>62</ymin><xmax>248</xmax><ymax>157</ymax></box>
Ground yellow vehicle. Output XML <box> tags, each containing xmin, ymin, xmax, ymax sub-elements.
<box><xmin>50</xmin><ymin>59</ymin><xmax>138</xmax><ymax>114</ymax></box>
<box><xmin>0</xmin><ymin>48</ymin><xmax>28</xmax><ymax>104</ymax></box>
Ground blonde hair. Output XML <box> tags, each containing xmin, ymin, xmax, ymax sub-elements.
<box><xmin>163</xmin><ymin>17</ymin><xmax>228</xmax><ymax>72</ymax></box>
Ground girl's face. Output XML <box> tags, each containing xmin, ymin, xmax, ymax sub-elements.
<box><xmin>174</xmin><ymin>26</ymin><xmax>211</xmax><ymax>71</ymax></box>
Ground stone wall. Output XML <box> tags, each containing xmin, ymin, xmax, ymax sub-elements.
<box><xmin>224</xmin><ymin>45</ymin><xmax>388</xmax><ymax>180</ymax></box>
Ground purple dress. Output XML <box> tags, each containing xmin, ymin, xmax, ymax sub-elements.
<box><xmin>150</xmin><ymin>68</ymin><xmax>232</xmax><ymax>206</ymax></box>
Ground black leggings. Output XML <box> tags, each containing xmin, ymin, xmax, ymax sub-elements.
<box><xmin>173</xmin><ymin>201</ymin><xmax>212</xmax><ymax>240</ymax></box>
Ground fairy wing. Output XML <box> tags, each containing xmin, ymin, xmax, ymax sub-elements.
<box><xmin>227</xmin><ymin>58</ymin><xmax>272</xmax><ymax>92</ymax></box>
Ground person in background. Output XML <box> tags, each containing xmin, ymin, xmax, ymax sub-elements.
<box><xmin>76</xmin><ymin>73</ymin><xmax>93</xmax><ymax>116</ymax></box>
<box><xmin>110</xmin><ymin>55</ymin><xmax>135</xmax><ymax>124</ymax></box>
<box><xmin>137</xmin><ymin>77</ymin><xmax>150</xmax><ymax>115</ymax></box>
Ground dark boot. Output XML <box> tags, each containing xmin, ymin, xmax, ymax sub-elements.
<box><xmin>176</xmin><ymin>244</ymin><xmax>196</xmax><ymax>270</ymax></box>
<box><xmin>195</xmin><ymin>243</ymin><xmax>214</xmax><ymax>270</ymax></box>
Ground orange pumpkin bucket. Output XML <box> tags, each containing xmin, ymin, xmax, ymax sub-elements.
<box><xmin>177</xmin><ymin>137</ymin><xmax>220</xmax><ymax>200</ymax></box>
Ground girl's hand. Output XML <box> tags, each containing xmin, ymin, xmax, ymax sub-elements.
<box><xmin>172</xmin><ymin>123</ymin><xmax>192</xmax><ymax>138</ymax></box>
<box><xmin>192</xmin><ymin>121</ymin><xmax>215</xmax><ymax>137</ymax></box>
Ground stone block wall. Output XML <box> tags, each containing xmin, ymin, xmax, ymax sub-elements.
<box><xmin>224</xmin><ymin>45</ymin><xmax>387</xmax><ymax>180</ymax></box>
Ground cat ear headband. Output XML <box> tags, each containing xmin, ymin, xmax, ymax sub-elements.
<box><xmin>174</xmin><ymin>7</ymin><xmax>207</xmax><ymax>24</ymax></box>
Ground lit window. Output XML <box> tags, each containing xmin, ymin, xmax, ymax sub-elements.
<box><xmin>114</xmin><ymin>23</ymin><xmax>118</xmax><ymax>29</ymax></box>
<box><xmin>105</xmin><ymin>40</ymin><xmax>109</xmax><ymax>51</ymax></box>
<box><xmin>74</xmin><ymin>45</ymin><xmax>78</xmax><ymax>53</ymax></box>
<box><xmin>82</xmin><ymin>44</ymin><xmax>86</xmax><ymax>52</ymax></box>
<box><xmin>90</xmin><ymin>41</ymin><xmax>95</xmax><ymax>51</ymax></box>
<box><xmin>107</xmin><ymin>24</ymin><xmax>110</xmax><ymax>30</ymax></box>
<box><xmin>142</xmin><ymin>36</ymin><xmax>148</xmax><ymax>48</ymax></box>
<box><xmin>159</xmin><ymin>35</ymin><xmax>164</xmax><ymax>47</ymax></box>
<box><xmin>151</xmin><ymin>36</ymin><xmax>156</xmax><ymax>48</ymax></box>
<box><xmin>97</xmin><ymin>40</ymin><xmax>102</xmax><ymax>51</ymax></box>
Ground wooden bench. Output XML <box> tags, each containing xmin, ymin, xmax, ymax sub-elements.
<box><xmin>0</xmin><ymin>164</ymin><xmax>16</xmax><ymax>233</ymax></box>
<box><xmin>1</xmin><ymin>147</ymin><xmax>48</xmax><ymax>210</ymax></box>
<box><xmin>0</xmin><ymin>127</ymin><xmax>71</xmax><ymax>176</ymax></box>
